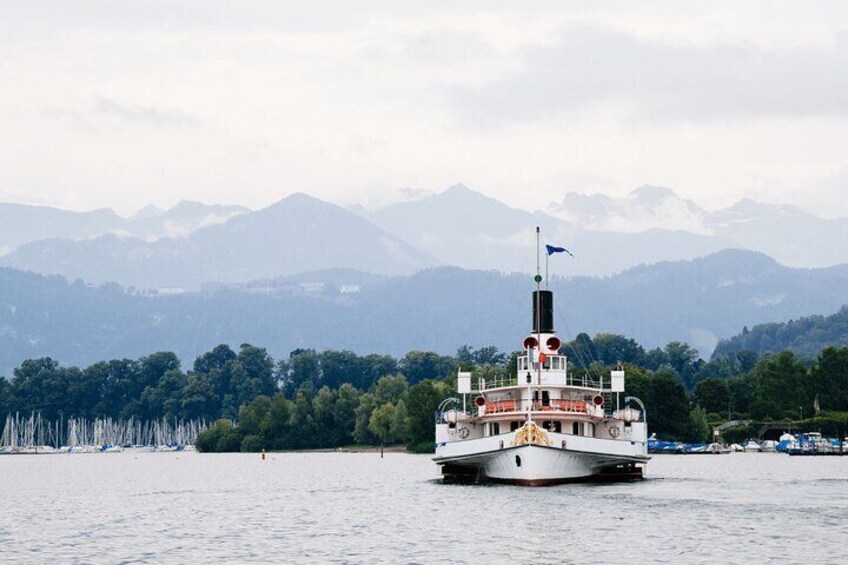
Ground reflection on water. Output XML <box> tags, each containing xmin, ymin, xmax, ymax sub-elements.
<box><xmin>1</xmin><ymin>452</ymin><xmax>847</xmax><ymax>564</ymax></box>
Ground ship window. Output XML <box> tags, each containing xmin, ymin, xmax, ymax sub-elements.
<box><xmin>572</xmin><ymin>422</ymin><xmax>579</xmax><ymax>435</ymax></box>
<box><xmin>515</xmin><ymin>455</ymin><xmax>522</xmax><ymax>467</ymax></box>
<box><xmin>511</xmin><ymin>421</ymin><xmax>521</xmax><ymax>432</ymax></box>
<box><xmin>491</xmin><ymin>423</ymin><xmax>500</xmax><ymax>435</ymax></box>
<box><xmin>542</xmin><ymin>390</ymin><xmax>550</xmax><ymax>406</ymax></box>
<box><xmin>553</xmin><ymin>421</ymin><xmax>562</xmax><ymax>433</ymax></box>
<box><xmin>543</xmin><ymin>420</ymin><xmax>552</xmax><ymax>431</ymax></box>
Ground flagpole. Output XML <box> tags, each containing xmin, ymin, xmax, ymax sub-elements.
<box><xmin>535</xmin><ymin>228</ymin><xmax>542</xmax><ymax>417</ymax></box>
<box><xmin>545</xmin><ymin>253</ymin><xmax>549</xmax><ymax>289</ymax></box>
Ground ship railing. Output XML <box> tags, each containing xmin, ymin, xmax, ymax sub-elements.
<box><xmin>478</xmin><ymin>375</ymin><xmax>519</xmax><ymax>390</ymax></box>
<box><xmin>483</xmin><ymin>399</ymin><xmax>596</xmax><ymax>415</ymax></box>
<box><xmin>570</xmin><ymin>374</ymin><xmax>603</xmax><ymax>389</ymax></box>
<box><xmin>478</xmin><ymin>374</ymin><xmax>602</xmax><ymax>390</ymax></box>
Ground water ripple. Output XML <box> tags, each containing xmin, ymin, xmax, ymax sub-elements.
<box><xmin>1</xmin><ymin>452</ymin><xmax>847</xmax><ymax>563</ymax></box>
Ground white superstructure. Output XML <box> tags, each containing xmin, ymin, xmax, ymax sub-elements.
<box><xmin>433</xmin><ymin>232</ymin><xmax>649</xmax><ymax>485</ymax></box>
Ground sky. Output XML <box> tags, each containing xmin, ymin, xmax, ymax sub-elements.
<box><xmin>1</xmin><ymin>1</ymin><xmax>847</xmax><ymax>217</ymax></box>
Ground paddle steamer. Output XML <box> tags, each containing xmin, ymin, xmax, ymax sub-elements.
<box><xmin>433</xmin><ymin>230</ymin><xmax>650</xmax><ymax>485</ymax></box>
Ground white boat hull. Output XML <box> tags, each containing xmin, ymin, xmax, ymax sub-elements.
<box><xmin>484</xmin><ymin>445</ymin><xmax>595</xmax><ymax>483</ymax></box>
<box><xmin>434</xmin><ymin>430</ymin><xmax>649</xmax><ymax>485</ymax></box>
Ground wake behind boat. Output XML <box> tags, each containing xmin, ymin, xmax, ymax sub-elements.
<box><xmin>433</xmin><ymin>229</ymin><xmax>650</xmax><ymax>485</ymax></box>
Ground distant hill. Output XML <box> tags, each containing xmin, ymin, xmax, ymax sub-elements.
<box><xmin>125</xmin><ymin>200</ymin><xmax>249</xmax><ymax>239</ymax></box>
<box><xmin>0</xmin><ymin>200</ymin><xmax>248</xmax><ymax>253</ymax></box>
<box><xmin>0</xmin><ymin>194</ymin><xmax>437</xmax><ymax>290</ymax></box>
<box><xmin>713</xmin><ymin>306</ymin><xmax>848</xmax><ymax>359</ymax></box>
<box><xmin>0</xmin><ymin>203</ymin><xmax>123</xmax><ymax>254</ymax></box>
<box><xmin>369</xmin><ymin>184</ymin><xmax>728</xmax><ymax>277</ymax></box>
<box><xmin>369</xmin><ymin>183</ymin><xmax>561</xmax><ymax>271</ymax></box>
<box><xmin>4</xmin><ymin>185</ymin><xmax>848</xmax><ymax>290</ymax></box>
<box><xmin>553</xmin><ymin>186</ymin><xmax>848</xmax><ymax>268</ymax></box>
<box><xmin>2</xmin><ymin>249</ymin><xmax>847</xmax><ymax>375</ymax></box>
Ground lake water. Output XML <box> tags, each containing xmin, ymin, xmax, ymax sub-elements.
<box><xmin>1</xmin><ymin>452</ymin><xmax>846</xmax><ymax>564</ymax></box>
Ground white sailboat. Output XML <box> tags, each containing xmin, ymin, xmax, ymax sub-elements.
<box><xmin>433</xmin><ymin>229</ymin><xmax>650</xmax><ymax>485</ymax></box>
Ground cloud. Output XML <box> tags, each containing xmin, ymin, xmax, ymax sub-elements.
<box><xmin>92</xmin><ymin>95</ymin><xmax>200</xmax><ymax>127</ymax></box>
<box><xmin>449</xmin><ymin>24</ymin><xmax>848</xmax><ymax>126</ymax></box>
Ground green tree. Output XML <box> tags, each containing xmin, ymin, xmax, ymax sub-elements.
<box><xmin>359</xmin><ymin>354</ymin><xmax>398</xmax><ymax>389</ymax></box>
<box><xmin>319</xmin><ymin>350</ymin><xmax>365</xmax><ymax>390</ymax></box>
<box><xmin>727</xmin><ymin>374</ymin><xmax>755</xmax><ymax>417</ymax></box>
<box><xmin>809</xmin><ymin>347</ymin><xmax>848</xmax><ymax>412</ymax></box>
<box><xmin>592</xmin><ymin>333</ymin><xmax>646</xmax><ymax>366</ymax></box>
<box><xmin>373</xmin><ymin>374</ymin><xmax>409</xmax><ymax>404</ymax></box>
<box><xmin>180</xmin><ymin>374</ymin><xmax>218</xmax><ymax>420</ymax></box>
<box><xmin>399</xmin><ymin>351</ymin><xmax>455</xmax><ymax>384</ymax></box>
<box><xmin>195</xmin><ymin>419</ymin><xmax>241</xmax><ymax>453</ymax></box>
<box><xmin>647</xmin><ymin>368</ymin><xmax>691</xmax><ymax>439</ymax></box>
<box><xmin>472</xmin><ymin>346</ymin><xmax>507</xmax><ymax>366</ymax></box>
<box><xmin>406</xmin><ymin>380</ymin><xmax>445</xmax><ymax>450</ymax></box>
<box><xmin>664</xmin><ymin>342</ymin><xmax>702</xmax><ymax>390</ymax></box>
<box><xmin>193</xmin><ymin>344</ymin><xmax>237</xmax><ymax>375</ymax></box>
<box><xmin>312</xmin><ymin>386</ymin><xmax>338</xmax><ymax>446</ymax></box>
<box><xmin>137</xmin><ymin>352</ymin><xmax>181</xmax><ymax>398</ymax></box>
<box><xmin>455</xmin><ymin>345</ymin><xmax>474</xmax><ymax>370</ymax></box>
<box><xmin>239</xmin><ymin>395</ymin><xmax>272</xmax><ymax>439</ymax></box>
<box><xmin>262</xmin><ymin>393</ymin><xmax>293</xmax><ymax>449</ymax></box>
<box><xmin>751</xmin><ymin>351</ymin><xmax>808</xmax><ymax>419</ymax></box>
<box><xmin>391</xmin><ymin>400</ymin><xmax>409</xmax><ymax>443</ymax></box>
<box><xmin>354</xmin><ymin>392</ymin><xmax>378</xmax><ymax>444</ymax></box>
<box><xmin>287</xmin><ymin>382</ymin><xmax>317</xmax><ymax>448</ymax></box>
<box><xmin>10</xmin><ymin>358</ymin><xmax>64</xmax><ymax>420</ymax></box>
<box><xmin>333</xmin><ymin>384</ymin><xmax>361</xmax><ymax>445</ymax></box>
<box><xmin>567</xmin><ymin>333</ymin><xmax>597</xmax><ymax>369</ymax></box>
<box><xmin>232</xmin><ymin>344</ymin><xmax>276</xmax><ymax>407</ymax></box>
<box><xmin>368</xmin><ymin>402</ymin><xmax>398</xmax><ymax>444</ymax></box>
<box><xmin>280</xmin><ymin>349</ymin><xmax>320</xmax><ymax>397</ymax></box>
<box><xmin>84</xmin><ymin>359</ymin><xmax>138</xmax><ymax>418</ymax></box>
<box><xmin>692</xmin><ymin>378</ymin><xmax>730</xmax><ymax>416</ymax></box>
<box><xmin>0</xmin><ymin>377</ymin><xmax>8</xmax><ymax>422</ymax></box>
<box><xmin>686</xmin><ymin>406</ymin><xmax>711</xmax><ymax>443</ymax></box>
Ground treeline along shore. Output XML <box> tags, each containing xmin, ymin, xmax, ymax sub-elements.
<box><xmin>2</xmin><ymin>334</ymin><xmax>847</xmax><ymax>453</ymax></box>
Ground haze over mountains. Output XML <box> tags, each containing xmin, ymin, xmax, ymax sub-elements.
<box><xmin>1</xmin><ymin>184</ymin><xmax>847</xmax><ymax>290</ymax></box>
<box><xmin>1</xmin><ymin>250</ymin><xmax>847</xmax><ymax>374</ymax></box>
<box><xmin>549</xmin><ymin>186</ymin><xmax>848</xmax><ymax>268</ymax></box>
<box><xmin>0</xmin><ymin>194</ymin><xmax>435</xmax><ymax>289</ymax></box>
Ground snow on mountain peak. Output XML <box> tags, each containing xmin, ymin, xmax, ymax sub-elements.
<box><xmin>548</xmin><ymin>185</ymin><xmax>710</xmax><ymax>234</ymax></box>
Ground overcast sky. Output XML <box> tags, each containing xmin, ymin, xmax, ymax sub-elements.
<box><xmin>1</xmin><ymin>1</ymin><xmax>847</xmax><ymax>217</ymax></box>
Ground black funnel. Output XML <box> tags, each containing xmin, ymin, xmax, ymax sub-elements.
<box><xmin>532</xmin><ymin>290</ymin><xmax>554</xmax><ymax>333</ymax></box>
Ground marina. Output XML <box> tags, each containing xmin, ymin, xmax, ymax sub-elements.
<box><xmin>648</xmin><ymin>432</ymin><xmax>848</xmax><ymax>456</ymax></box>
<box><xmin>0</xmin><ymin>412</ymin><xmax>206</xmax><ymax>454</ymax></box>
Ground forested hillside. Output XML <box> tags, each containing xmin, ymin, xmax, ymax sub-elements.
<box><xmin>713</xmin><ymin>306</ymin><xmax>848</xmax><ymax>359</ymax></box>
<box><xmin>2</xmin><ymin>250</ymin><xmax>848</xmax><ymax>374</ymax></box>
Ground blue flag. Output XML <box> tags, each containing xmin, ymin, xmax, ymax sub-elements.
<box><xmin>545</xmin><ymin>244</ymin><xmax>574</xmax><ymax>257</ymax></box>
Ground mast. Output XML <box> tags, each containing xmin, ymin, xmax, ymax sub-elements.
<box><xmin>531</xmin><ymin>227</ymin><xmax>544</xmax><ymax>423</ymax></box>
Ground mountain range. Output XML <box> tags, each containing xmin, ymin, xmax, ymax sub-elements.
<box><xmin>1</xmin><ymin>249</ymin><xmax>846</xmax><ymax>375</ymax></box>
<box><xmin>3</xmin><ymin>184</ymin><xmax>846</xmax><ymax>290</ymax></box>
<box><xmin>0</xmin><ymin>194</ymin><xmax>434</xmax><ymax>289</ymax></box>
